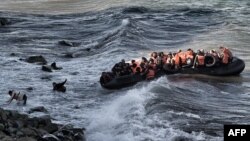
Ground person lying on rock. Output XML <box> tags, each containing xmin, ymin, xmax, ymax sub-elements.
<box><xmin>52</xmin><ymin>79</ymin><xmax>67</xmax><ymax>92</ymax></box>
<box><xmin>7</xmin><ymin>90</ymin><xmax>27</xmax><ymax>105</ymax></box>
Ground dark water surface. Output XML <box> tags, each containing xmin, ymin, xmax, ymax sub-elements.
<box><xmin>1</xmin><ymin>0</ymin><xmax>250</xmax><ymax>141</ymax></box>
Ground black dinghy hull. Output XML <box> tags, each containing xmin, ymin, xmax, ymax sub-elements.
<box><xmin>100</xmin><ymin>57</ymin><xmax>245</xmax><ymax>89</ymax></box>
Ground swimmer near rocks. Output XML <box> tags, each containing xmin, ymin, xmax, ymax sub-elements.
<box><xmin>53</xmin><ymin>79</ymin><xmax>67</xmax><ymax>92</ymax></box>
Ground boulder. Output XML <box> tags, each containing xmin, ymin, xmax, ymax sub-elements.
<box><xmin>28</xmin><ymin>106</ymin><xmax>48</xmax><ymax>114</ymax></box>
<box><xmin>18</xmin><ymin>137</ymin><xmax>37</xmax><ymax>141</ymax></box>
<box><xmin>58</xmin><ymin>40</ymin><xmax>81</xmax><ymax>47</ymax></box>
<box><xmin>42</xmin><ymin>65</ymin><xmax>53</xmax><ymax>72</ymax></box>
<box><xmin>0</xmin><ymin>124</ymin><xmax>5</xmax><ymax>131</ymax></box>
<box><xmin>26</xmin><ymin>87</ymin><xmax>34</xmax><ymax>91</ymax></box>
<box><xmin>26</xmin><ymin>56</ymin><xmax>47</xmax><ymax>65</ymax></box>
<box><xmin>20</xmin><ymin>128</ymin><xmax>37</xmax><ymax>137</ymax></box>
<box><xmin>42</xmin><ymin>134</ymin><xmax>60</xmax><ymax>141</ymax></box>
<box><xmin>0</xmin><ymin>18</ymin><xmax>10</xmax><ymax>26</ymax></box>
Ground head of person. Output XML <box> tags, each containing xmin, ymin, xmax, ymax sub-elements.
<box><xmin>149</xmin><ymin>58</ymin><xmax>154</xmax><ymax>63</ymax></box>
<box><xmin>121</xmin><ymin>59</ymin><xmax>125</xmax><ymax>64</ymax></box>
<box><xmin>151</xmin><ymin>52</ymin><xmax>157</xmax><ymax>58</ymax></box>
<box><xmin>8</xmin><ymin>90</ymin><xmax>13</xmax><ymax>96</ymax></box>
<box><xmin>140</xmin><ymin>63</ymin><xmax>145</xmax><ymax>68</ymax></box>
<box><xmin>219</xmin><ymin>46</ymin><xmax>225</xmax><ymax>50</ymax></box>
<box><xmin>168</xmin><ymin>52</ymin><xmax>172</xmax><ymax>57</ymax></box>
<box><xmin>197</xmin><ymin>50</ymin><xmax>201</xmax><ymax>55</ymax></box>
<box><xmin>142</xmin><ymin>57</ymin><xmax>147</xmax><ymax>63</ymax></box>
<box><xmin>158</xmin><ymin>52</ymin><xmax>164</xmax><ymax>57</ymax></box>
<box><xmin>173</xmin><ymin>53</ymin><xmax>176</xmax><ymax>56</ymax></box>
<box><xmin>187</xmin><ymin>48</ymin><xmax>192</xmax><ymax>51</ymax></box>
<box><xmin>131</xmin><ymin>60</ymin><xmax>135</xmax><ymax>64</ymax></box>
<box><xmin>177</xmin><ymin>49</ymin><xmax>182</xmax><ymax>53</ymax></box>
<box><xmin>200</xmin><ymin>49</ymin><xmax>204</xmax><ymax>54</ymax></box>
<box><xmin>136</xmin><ymin>67</ymin><xmax>140</xmax><ymax>72</ymax></box>
<box><xmin>132</xmin><ymin>63</ymin><xmax>137</xmax><ymax>68</ymax></box>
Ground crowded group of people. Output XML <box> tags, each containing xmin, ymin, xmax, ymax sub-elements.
<box><xmin>104</xmin><ymin>46</ymin><xmax>233</xmax><ymax>82</ymax></box>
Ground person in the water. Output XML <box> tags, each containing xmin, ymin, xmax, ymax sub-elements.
<box><xmin>7</xmin><ymin>90</ymin><xmax>27</xmax><ymax>105</ymax></box>
<box><xmin>53</xmin><ymin>79</ymin><xmax>67</xmax><ymax>92</ymax></box>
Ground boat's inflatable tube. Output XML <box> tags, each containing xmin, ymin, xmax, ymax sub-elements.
<box><xmin>205</xmin><ymin>55</ymin><xmax>217</xmax><ymax>67</ymax></box>
<box><xmin>180</xmin><ymin>57</ymin><xmax>245</xmax><ymax>76</ymax></box>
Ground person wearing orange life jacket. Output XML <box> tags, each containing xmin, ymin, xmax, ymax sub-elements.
<box><xmin>193</xmin><ymin>50</ymin><xmax>205</xmax><ymax>68</ymax></box>
<box><xmin>177</xmin><ymin>49</ymin><xmax>187</xmax><ymax>65</ymax></box>
<box><xmin>185</xmin><ymin>48</ymin><xmax>194</xmax><ymax>66</ymax></box>
<box><xmin>146</xmin><ymin>66</ymin><xmax>155</xmax><ymax>80</ymax></box>
<box><xmin>219</xmin><ymin>46</ymin><xmax>233</xmax><ymax>64</ymax></box>
<box><xmin>173</xmin><ymin>52</ymin><xmax>181</xmax><ymax>69</ymax></box>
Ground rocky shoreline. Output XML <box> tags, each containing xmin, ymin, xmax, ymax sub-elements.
<box><xmin>0</xmin><ymin>108</ymin><xmax>85</xmax><ymax>141</ymax></box>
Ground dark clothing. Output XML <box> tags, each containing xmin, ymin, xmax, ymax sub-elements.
<box><xmin>53</xmin><ymin>79</ymin><xmax>67</xmax><ymax>92</ymax></box>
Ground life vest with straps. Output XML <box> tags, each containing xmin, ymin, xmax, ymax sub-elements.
<box><xmin>174</xmin><ymin>54</ymin><xmax>181</xmax><ymax>66</ymax></box>
<box><xmin>222</xmin><ymin>53</ymin><xmax>229</xmax><ymax>64</ymax></box>
<box><xmin>185</xmin><ymin>50</ymin><xmax>194</xmax><ymax>60</ymax></box>
<box><xmin>178</xmin><ymin>52</ymin><xmax>187</xmax><ymax>64</ymax></box>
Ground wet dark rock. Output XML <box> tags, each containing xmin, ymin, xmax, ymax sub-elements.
<box><xmin>40</xmin><ymin>75</ymin><xmax>53</xmax><ymax>80</ymax></box>
<box><xmin>10</xmin><ymin>53</ymin><xmax>17</xmax><ymax>56</ymax></box>
<box><xmin>42</xmin><ymin>65</ymin><xmax>53</xmax><ymax>72</ymax></box>
<box><xmin>0</xmin><ymin>108</ymin><xmax>85</xmax><ymax>140</ymax></box>
<box><xmin>28</xmin><ymin>106</ymin><xmax>48</xmax><ymax>114</ymax></box>
<box><xmin>172</xmin><ymin>136</ymin><xmax>194</xmax><ymax>141</ymax></box>
<box><xmin>20</xmin><ymin>128</ymin><xmax>37</xmax><ymax>137</ymax></box>
<box><xmin>64</xmin><ymin>52</ymin><xmax>76</xmax><ymax>58</ymax></box>
<box><xmin>27</xmin><ymin>87</ymin><xmax>34</xmax><ymax>91</ymax></box>
<box><xmin>58</xmin><ymin>40</ymin><xmax>81</xmax><ymax>47</ymax></box>
<box><xmin>18</xmin><ymin>137</ymin><xmax>37</xmax><ymax>141</ymax></box>
<box><xmin>0</xmin><ymin>18</ymin><xmax>10</xmax><ymax>26</ymax></box>
<box><xmin>70</xmin><ymin>72</ymin><xmax>79</xmax><ymax>75</ymax></box>
<box><xmin>42</xmin><ymin>134</ymin><xmax>60</xmax><ymax>141</ymax></box>
<box><xmin>0</xmin><ymin>124</ymin><xmax>5</xmax><ymax>131</ymax></box>
<box><xmin>85</xmin><ymin>48</ymin><xmax>91</xmax><ymax>52</ymax></box>
<box><xmin>26</xmin><ymin>55</ymin><xmax>47</xmax><ymax>65</ymax></box>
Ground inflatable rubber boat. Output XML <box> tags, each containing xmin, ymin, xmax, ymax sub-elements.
<box><xmin>100</xmin><ymin>57</ymin><xmax>245</xmax><ymax>89</ymax></box>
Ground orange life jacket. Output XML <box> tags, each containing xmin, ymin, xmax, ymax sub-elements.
<box><xmin>146</xmin><ymin>69</ymin><xmax>155</xmax><ymax>79</ymax></box>
<box><xmin>174</xmin><ymin>54</ymin><xmax>181</xmax><ymax>66</ymax></box>
<box><xmin>222</xmin><ymin>53</ymin><xmax>229</xmax><ymax>64</ymax></box>
<box><xmin>185</xmin><ymin>51</ymin><xmax>194</xmax><ymax>60</ymax></box>
<box><xmin>178</xmin><ymin>52</ymin><xmax>187</xmax><ymax>64</ymax></box>
<box><xmin>223</xmin><ymin>48</ymin><xmax>232</xmax><ymax>59</ymax></box>
<box><xmin>197</xmin><ymin>55</ymin><xmax>205</xmax><ymax>66</ymax></box>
